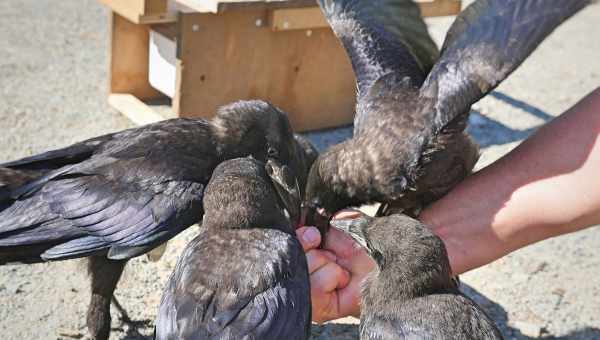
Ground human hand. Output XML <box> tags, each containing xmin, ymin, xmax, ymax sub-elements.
<box><xmin>296</xmin><ymin>210</ymin><xmax>376</xmax><ymax>323</ymax></box>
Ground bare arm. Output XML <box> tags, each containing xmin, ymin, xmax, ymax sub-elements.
<box><xmin>421</xmin><ymin>87</ymin><xmax>600</xmax><ymax>275</ymax></box>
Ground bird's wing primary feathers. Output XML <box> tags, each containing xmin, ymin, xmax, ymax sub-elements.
<box><xmin>1</xmin><ymin>135</ymin><xmax>111</xmax><ymax>172</ymax></box>
<box><xmin>420</xmin><ymin>0</ymin><xmax>589</xmax><ymax>133</ymax></box>
<box><xmin>0</xmin><ymin>119</ymin><xmax>212</xmax><ymax>263</ymax></box>
<box><xmin>317</xmin><ymin>0</ymin><xmax>438</xmax><ymax>130</ymax></box>
<box><xmin>156</xmin><ymin>229</ymin><xmax>310</xmax><ymax>340</ymax></box>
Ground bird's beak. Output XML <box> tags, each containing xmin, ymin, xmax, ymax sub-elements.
<box><xmin>265</xmin><ymin>159</ymin><xmax>302</xmax><ymax>227</ymax></box>
<box><xmin>329</xmin><ymin>213</ymin><xmax>371</xmax><ymax>250</ymax></box>
<box><xmin>301</xmin><ymin>203</ymin><xmax>332</xmax><ymax>247</ymax></box>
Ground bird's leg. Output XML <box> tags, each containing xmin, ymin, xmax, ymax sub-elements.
<box><xmin>86</xmin><ymin>255</ymin><xmax>126</xmax><ymax>340</ymax></box>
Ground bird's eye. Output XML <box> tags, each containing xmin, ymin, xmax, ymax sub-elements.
<box><xmin>268</xmin><ymin>147</ymin><xmax>279</xmax><ymax>159</ymax></box>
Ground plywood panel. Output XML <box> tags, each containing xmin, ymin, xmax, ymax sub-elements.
<box><xmin>269</xmin><ymin>7</ymin><xmax>327</xmax><ymax>31</ymax></box>
<box><xmin>174</xmin><ymin>10</ymin><xmax>356</xmax><ymax>131</ymax></box>
<box><xmin>110</xmin><ymin>13</ymin><xmax>164</xmax><ymax>100</ymax></box>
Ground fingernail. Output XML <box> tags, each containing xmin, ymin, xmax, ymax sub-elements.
<box><xmin>302</xmin><ymin>227</ymin><xmax>320</xmax><ymax>245</ymax></box>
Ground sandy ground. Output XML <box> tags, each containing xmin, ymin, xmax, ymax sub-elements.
<box><xmin>0</xmin><ymin>1</ymin><xmax>599</xmax><ymax>339</ymax></box>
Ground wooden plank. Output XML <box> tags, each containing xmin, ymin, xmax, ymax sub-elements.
<box><xmin>171</xmin><ymin>0</ymin><xmax>315</xmax><ymax>13</ymax></box>
<box><xmin>174</xmin><ymin>11</ymin><xmax>356</xmax><ymax>131</ymax></box>
<box><xmin>109</xmin><ymin>12</ymin><xmax>164</xmax><ymax>100</ymax></box>
<box><xmin>172</xmin><ymin>0</ymin><xmax>460</xmax><ymax>16</ymax></box>
<box><xmin>100</xmin><ymin>0</ymin><xmax>176</xmax><ymax>24</ymax></box>
<box><xmin>418</xmin><ymin>0</ymin><xmax>461</xmax><ymax>17</ymax></box>
<box><xmin>269</xmin><ymin>7</ymin><xmax>327</xmax><ymax>31</ymax></box>
<box><xmin>108</xmin><ymin>93</ymin><xmax>167</xmax><ymax>125</ymax></box>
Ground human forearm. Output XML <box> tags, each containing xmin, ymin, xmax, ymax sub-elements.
<box><xmin>421</xmin><ymin>87</ymin><xmax>600</xmax><ymax>275</ymax></box>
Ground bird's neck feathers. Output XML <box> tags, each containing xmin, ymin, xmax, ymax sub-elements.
<box><xmin>314</xmin><ymin>140</ymin><xmax>371</xmax><ymax>209</ymax></box>
<box><xmin>362</xmin><ymin>238</ymin><xmax>456</xmax><ymax>308</ymax></box>
<box><xmin>202</xmin><ymin>178</ymin><xmax>292</xmax><ymax>234</ymax></box>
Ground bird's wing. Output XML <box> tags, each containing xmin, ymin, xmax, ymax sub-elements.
<box><xmin>420</xmin><ymin>0</ymin><xmax>589</xmax><ymax>133</ymax></box>
<box><xmin>156</xmin><ymin>230</ymin><xmax>311</xmax><ymax>340</ymax></box>
<box><xmin>0</xmin><ymin>119</ymin><xmax>213</xmax><ymax>262</ymax></box>
<box><xmin>0</xmin><ymin>168</ymin><xmax>205</xmax><ymax>262</ymax></box>
<box><xmin>1</xmin><ymin>134</ymin><xmax>111</xmax><ymax>172</ymax></box>
<box><xmin>317</xmin><ymin>0</ymin><xmax>438</xmax><ymax>129</ymax></box>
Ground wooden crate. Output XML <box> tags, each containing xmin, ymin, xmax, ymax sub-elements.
<box><xmin>100</xmin><ymin>0</ymin><xmax>461</xmax><ymax>130</ymax></box>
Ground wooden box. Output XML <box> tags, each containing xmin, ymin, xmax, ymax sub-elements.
<box><xmin>99</xmin><ymin>0</ymin><xmax>461</xmax><ymax>130</ymax></box>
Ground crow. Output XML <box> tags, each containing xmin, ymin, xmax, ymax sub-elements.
<box><xmin>331</xmin><ymin>212</ymin><xmax>503</xmax><ymax>339</ymax></box>
<box><xmin>155</xmin><ymin>157</ymin><xmax>310</xmax><ymax>340</ymax></box>
<box><xmin>304</xmin><ymin>0</ymin><xmax>590</xmax><ymax>237</ymax></box>
<box><xmin>0</xmin><ymin>100</ymin><xmax>314</xmax><ymax>340</ymax></box>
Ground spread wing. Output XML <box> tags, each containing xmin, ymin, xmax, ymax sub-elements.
<box><xmin>0</xmin><ymin>119</ymin><xmax>213</xmax><ymax>263</ymax></box>
<box><xmin>317</xmin><ymin>0</ymin><xmax>438</xmax><ymax>131</ymax></box>
<box><xmin>420</xmin><ymin>0</ymin><xmax>590</xmax><ymax>133</ymax></box>
<box><xmin>155</xmin><ymin>229</ymin><xmax>311</xmax><ymax>340</ymax></box>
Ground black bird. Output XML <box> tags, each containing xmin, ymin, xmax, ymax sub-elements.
<box><xmin>155</xmin><ymin>157</ymin><xmax>310</xmax><ymax>340</ymax></box>
<box><xmin>331</xmin><ymin>213</ymin><xmax>503</xmax><ymax>339</ymax></box>
<box><xmin>0</xmin><ymin>100</ymin><xmax>313</xmax><ymax>340</ymax></box>
<box><xmin>304</xmin><ymin>0</ymin><xmax>589</xmax><ymax>235</ymax></box>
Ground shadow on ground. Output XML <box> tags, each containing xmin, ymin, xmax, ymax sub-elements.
<box><xmin>467</xmin><ymin>91</ymin><xmax>554</xmax><ymax>148</ymax></box>
<box><xmin>462</xmin><ymin>284</ymin><xmax>600</xmax><ymax>340</ymax></box>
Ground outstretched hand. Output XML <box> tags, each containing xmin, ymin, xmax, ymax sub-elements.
<box><xmin>296</xmin><ymin>210</ymin><xmax>375</xmax><ymax>323</ymax></box>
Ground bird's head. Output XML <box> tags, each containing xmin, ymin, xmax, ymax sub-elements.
<box><xmin>330</xmin><ymin>212</ymin><xmax>454</xmax><ymax>296</ymax></box>
<box><xmin>302</xmin><ymin>152</ymin><xmax>357</xmax><ymax>242</ymax></box>
<box><xmin>202</xmin><ymin>157</ymin><xmax>298</xmax><ymax>232</ymax></box>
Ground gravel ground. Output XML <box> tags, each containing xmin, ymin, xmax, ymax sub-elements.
<box><xmin>0</xmin><ymin>1</ymin><xmax>599</xmax><ymax>339</ymax></box>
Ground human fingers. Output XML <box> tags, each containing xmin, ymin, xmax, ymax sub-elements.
<box><xmin>332</xmin><ymin>209</ymin><xmax>363</xmax><ymax>220</ymax></box>
<box><xmin>296</xmin><ymin>226</ymin><xmax>322</xmax><ymax>252</ymax></box>
<box><xmin>310</xmin><ymin>262</ymin><xmax>351</xmax><ymax>293</ymax></box>
<box><xmin>306</xmin><ymin>249</ymin><xmax>337</xmax><ymax>274</ymax></box>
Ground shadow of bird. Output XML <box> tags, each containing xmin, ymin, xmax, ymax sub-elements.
<box><xmin>0</xmin><ymin>100</ymin><xmax>316</xmax><ymax>340</ymax></box>
<box><xmin>155</xmin><ymin>157</ymin><xmax>310</xmax><ymax>340</ymax></box>
<box><xmin>304</xmin><ymin>0</ymin><xmax>590</xmax><ymax>238</ymax></box>
<box><xmin>331</xmin><ymin>212</ymin><xmax>504</xmax><ymax>339</ymax></box>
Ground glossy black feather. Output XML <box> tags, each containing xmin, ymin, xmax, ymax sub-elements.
<box><xmin>421</xmin><ymin>0</ymin><xmax>590</xmax><ymax>133</ymax></box>
<box><xmin>155</xmin><ymin>158</ymin><xmax>310</xmax><ymax>340</ymax></box>
<box><xmin>0</xmin><ymin>100</ymin><xmax>310</xmax><ymax>264</ymax></box>
<box><xmin>317</xmin><ymin>0</ymin><xmax>438</xmax><ymax>132</ymax></box>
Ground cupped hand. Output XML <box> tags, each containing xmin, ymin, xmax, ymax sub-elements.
<box><xmin>296</xmin><ymin>210</ymin><xmax>376</xmax><ymax>323</ymax></box>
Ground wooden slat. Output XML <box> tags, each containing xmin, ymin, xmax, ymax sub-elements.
<box><xmin>108</xmin><ymin>94</ymin><xmax>166</xmax><ymax>125</ymax></box>
<box><xmin>171</xmin><ymin>0</ymin><xmax>315</xmax><ymax>13</ymax></box>
<box><xmin>268</xmin><ymin>0</ymin><xmax>461</xmax><ymax>31</ymax></box>
<box><xmin>418</xmin><ymin>0</ymin><xmax>461</xmax><ymax>17</ymax></box>
<box><xmin>100</xmin><ymin>0</ymin><xmax>176</xmax><ymax>24</ymax></box>
<box><xmin>109</xmin><ymin>13</ymin><xmax>164</xmax><ymax>100</ymax></box>
<box><xmin>173</xmin><ymin>0</ymin><xmax>460</xmax><ymax>16</ymax></box>
<box><xmin>174</xmin><ymin>10</ymin><xmax>356</xmax><ymax>131</ymax></box>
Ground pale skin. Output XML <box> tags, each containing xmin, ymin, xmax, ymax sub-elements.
<box><xmin>296</xmin><ymin>87</ymin><xmax>600</xmax><ymax>323</ymax></box>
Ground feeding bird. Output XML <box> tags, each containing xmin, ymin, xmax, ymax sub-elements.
<box><xmin>304</xmin><ymin>0</ymin><xmax>590</xmax><ymax>237</ymax></box>
<box><xmin>331</xmin><ymin>212</ymin><xmax>504</xmax><ymax>339</ymax></box>
<box><xmin>155</xmin><ymin>157</ymin><xmax>310</xmax><ymax>340</ymax></box>
<box><xmin>0</xmin><ymin>100</ymin><xmax>315</xmax><ymax>340</ymax></box>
